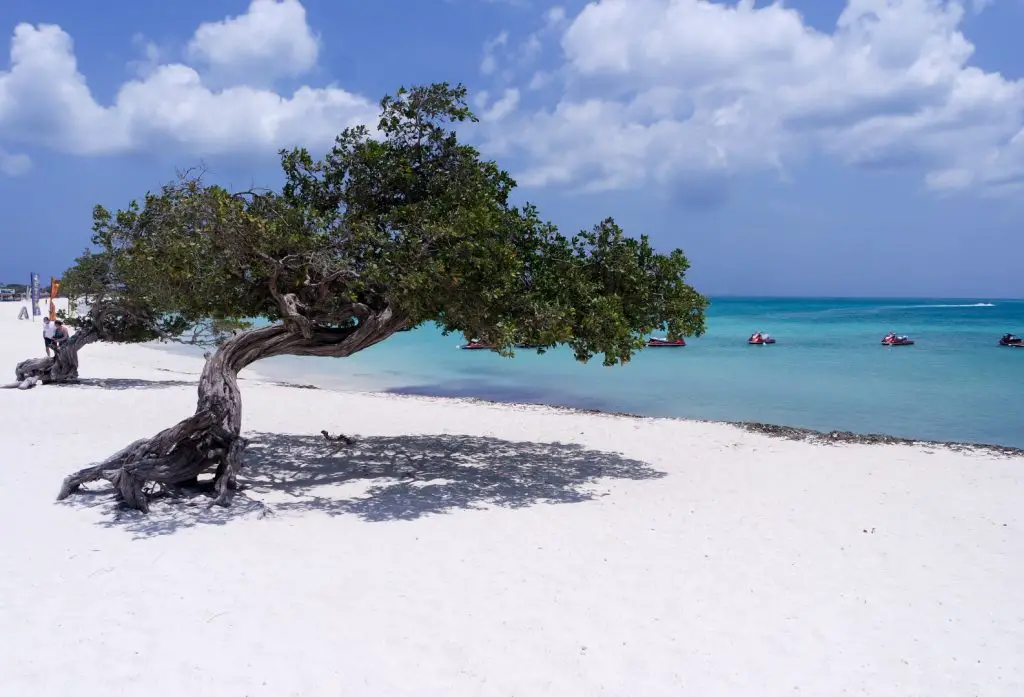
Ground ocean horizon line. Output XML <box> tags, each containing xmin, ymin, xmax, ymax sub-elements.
<box><xmin>46</xmin><ymin>292</ymin><xmax>1024</xmax><ymax>306</ymax></box>
<box><xmin>702</xmin><ymin>294</ymin><xmax>1022</xmax><ymax>302</ymax></box>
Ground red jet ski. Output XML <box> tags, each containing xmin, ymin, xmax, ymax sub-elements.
<box><xmin>881</xmin><ymin>333</ymin><xmax>914</xmax><ymax>346</ymax></box>
<box><xmin>999</xmin><ymin>334</ymin><xmax>1024</xmax><ymax>347</ymax></box>
<box><xmin>647</xmin><ymin>337</ymin><xmax>686</xmax><ymax>347</ymax></box>
<box><xmin>748</xmin><ymin>332</ymin><xmax>776</xmax><ymax>345</ymax></box>
<box><xmin>460</xmin><ymin>340</ymin><xmax>496</xmax><ymax>350</ymax></box>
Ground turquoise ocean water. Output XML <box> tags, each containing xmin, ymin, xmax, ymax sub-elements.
<box><xmin>247</xmin><ymin>298</ymin><xmax>1024</xmax><ymax>448</ymax></box>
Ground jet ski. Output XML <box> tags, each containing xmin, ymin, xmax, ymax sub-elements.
<box><xmin>460</xmin><ymin>340</ymin><xmax>496</xmax><ymax>350</ymax></box>
<box><xmin>646</xmin><ymin>337</ymin><xmax>686</xmax><ymax>347</ymax></box>
<box><xmin>881</xmin><ymin>333</ymin><xmax>914</xmax><ymax>346</ymax></box>
<box><xmin>748</xmin><ymin>332</ymin><xmax>776</xmax><ymax>345</ymax></box>
<box><xmin>999</xmin><ymin>333</ymin><xmax>1024</xmax><ymax>347</ymax></box>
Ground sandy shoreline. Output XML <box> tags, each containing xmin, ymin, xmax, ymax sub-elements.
<box><xmin>1</xmin><ymin>309</ymin><xmax>1023</xmax><ymax>695</ymax></box>
<box><xmin>84</xmin><ymin>341</ymin><xmax>1024</xmax><ymax>458</ymax></box>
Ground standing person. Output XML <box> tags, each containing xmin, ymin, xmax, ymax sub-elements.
<box><xmin>52</xmin><ymin>320</ymin><xmax>70</xmax><ymax>352</ymax></box>
<box><xmin>42</xmin><ymin>316</ymin><xmax>57</xmax><ymax>356</ymax></box>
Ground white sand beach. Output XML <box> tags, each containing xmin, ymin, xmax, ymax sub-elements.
<box><xmin>1</xmin><ymin>304</ymin><xmax>1022</xmax><ymax>696</ymax></box>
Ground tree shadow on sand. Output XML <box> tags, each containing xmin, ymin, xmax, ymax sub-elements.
<box><xmin>68</xmin><ymin>378</ymin><xmax>197</xmax><ymax>390</ymax></box>
<box><xmin>65</xmin><ymin>432</ymin><xmax>665</xmax><ymax>538</ymax></box>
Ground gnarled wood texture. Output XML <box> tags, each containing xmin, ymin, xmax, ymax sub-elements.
<box><xmin>13</xmin><ymin>326</ymin><xmax>100</xmax><ymax>388</ymax></box>
<box><xmin>57</xmin><ymin>309</ymin><xmax>405</xmax><ymax>512</ymax></box>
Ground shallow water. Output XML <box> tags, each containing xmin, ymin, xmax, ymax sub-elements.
<box><xmin>240</xmin><ymin>297</ymin><xmax>1024</xmax><ymax>447</ymax></box>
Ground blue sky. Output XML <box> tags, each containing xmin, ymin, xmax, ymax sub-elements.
<box><xmin>1</xmin><ymin>0</ymin><xmax>1023</xmax><ymax>298</ymax></box>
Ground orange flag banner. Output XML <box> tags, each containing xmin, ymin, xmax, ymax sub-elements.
<box><xmin>49</xmin><ymin>277</ymin><xmax>60</xmax><ymax>321</ymax></box>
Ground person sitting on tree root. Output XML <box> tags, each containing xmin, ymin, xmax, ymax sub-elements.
<box><xmin>51</xmin><ymin>320</ymin><xmax>69</xmax><ymax>352</ymax></box>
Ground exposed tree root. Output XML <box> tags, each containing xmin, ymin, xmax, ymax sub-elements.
<box><xmin>14</xmin><ymin>326</ymin><xmax>99</xmax><ymax>387</ymax></box>
<box><xmin>56</xmin><ymin>412</ymin><xmax>234</xmax><ymax>513</ymax></box>
<box><xmin>58</xmin><ymin>311</ymin><xmax>403</xmax><ymax>513</ymax></box>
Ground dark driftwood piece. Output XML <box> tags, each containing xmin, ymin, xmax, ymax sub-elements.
<box><xmin>322</xmin><ymin>430</ymin><xmax>357</xmax><ymax>456</ymax></box>
<box><xmin>321</xmin><ymin>430</ymin><xmax>355</xmax><ymax>445</ymax></box>
<box><xmin>57</xmin><ymin>308</ymin><xmax>404</xmax><ymax>512</ymax></box>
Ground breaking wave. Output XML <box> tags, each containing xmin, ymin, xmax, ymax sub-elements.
<box><xmin>897</xmin><ymin>303</ymin><xmax>996</xmax><ymax>309</ymax></box>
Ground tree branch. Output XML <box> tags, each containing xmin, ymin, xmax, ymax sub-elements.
<box><xmin>311</xmin><ymin>267</ymin><xmax>360</xmax><ymax>306</ymax></box>
<box><xmin>263</xmin><ymin>253</ymin><xmax>314</xmax><ymax>339</ymax></box>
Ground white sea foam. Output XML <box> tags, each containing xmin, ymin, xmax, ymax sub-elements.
<box><xmin>892</xmin><ymin>302</ymin><xmax>996</xmax><ymax>309</ymax></box>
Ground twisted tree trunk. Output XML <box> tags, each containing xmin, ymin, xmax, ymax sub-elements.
<box><xmin>13</xmin><ymin>325</ymin><xmax>101</xmax><ymax>388</ymax></box>
<box><xmin>57</xmin><ymin>309</ymin><xmax>403</xmax><ymax>512</ymax></box>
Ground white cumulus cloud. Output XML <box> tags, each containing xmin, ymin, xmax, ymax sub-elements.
<box><xmin>482</xmin><ymin>88</ymin><xmax>521</xmax><ymax>121</ymax></box>
<box><xmin>186</xmin><ymin>0</ymin><xmax>319</xmax><ymax>83</ymax></box>
<box><xmin>482</xmin><ymin>0</ymin><xmax>1024</xmax><ymax>196</ymax></box>
<box><xmin>0</xmin><ymin>2</ymin><xmax>375</xmax><ymax>160</ymax></box>
<box><xmin>1</xmin><ymin>0</ymin><xmax>1022</xmax><ymax>196</ymax></box>
<box><xmin>0</xmin><ymin>147</ymin><xmax>30</xmax><ymax>176</ymax></box>
<box><xmin>480</xmin><ymin>31</ymin><xmax>509</xmax><ymax>76</ymax></box>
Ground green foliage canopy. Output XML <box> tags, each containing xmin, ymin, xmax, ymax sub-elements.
<box><xmin>61</xmin><ymin>83</ymin><xmax>707</xmax><ymax>365</ymax></box>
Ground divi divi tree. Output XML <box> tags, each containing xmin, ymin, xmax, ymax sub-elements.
<box><xmin>50</xmin><ymin>83</ymin><xmax>707</xmax><ymax>513</ymax></box>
